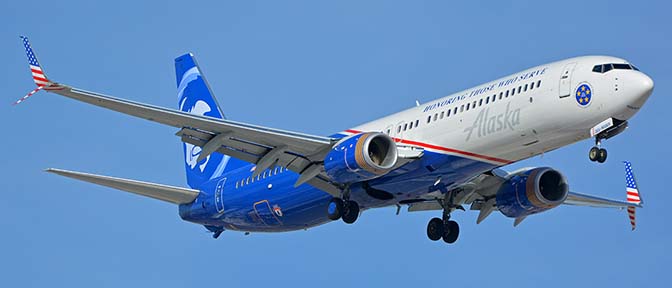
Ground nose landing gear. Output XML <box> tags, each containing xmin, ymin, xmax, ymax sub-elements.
<box><xmin>588</xmin><ymin>118</ymin><xmax>629</xmax><ymax>164</ymax></box>
<box><xmin>589</xmin><ymin>139</ymin><xmax>608</xmax><ymax>163</ymax></box>
<box><xmin>589</xmin><ymin>146</ymin><xmax>607</xmax><ymax>163</ymax></box>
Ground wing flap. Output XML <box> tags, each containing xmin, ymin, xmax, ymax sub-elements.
<box><xmin>46</xmin><ymin>168</ymin><xmax>199</xmax><ymax>204</ymax></box>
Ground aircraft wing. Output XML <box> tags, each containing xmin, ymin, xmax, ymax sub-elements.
<box><xmin>48</xmin><ymin>85</ymin><xmax>343</xmax><ymax>196</ymax></box>
<box><xmin>564</xmin><ymin>191</ymin><xmax>641</xmax><ymax>209</ymax></box>
<box><xmin>407</xmin><ymin>162</ymin><xmax>643</xmax><ymax>230</ymax></box>
<box><xmin>14</xmin><ymin>35</ymin><xmax>341</xmax><ymax>195</ymax></box>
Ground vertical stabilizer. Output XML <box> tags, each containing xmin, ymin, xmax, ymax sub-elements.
<box><xmin>175</xmin><ymin>53</ymin><xmax>246</xmax><ymax>188</ymax></box>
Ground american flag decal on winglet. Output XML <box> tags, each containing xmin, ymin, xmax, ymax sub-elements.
<box><xmin>21</xmin><ymin>36</ymin><xmax>49</xmax><ymax>87</ymax></box>
<box><xmin>624</xmin><ymin>161</ymin><xmax>641</xmax><ymax>230</ymax></box>
<box><xmin>14</xmin><ymin>36</ymin><xmax>61</xmax><ymax>105</ymax></box>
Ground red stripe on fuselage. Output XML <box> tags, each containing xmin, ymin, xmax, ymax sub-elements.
<box><xmin>343</xmin><ymin>129</ymin><xmax>513</xmax><ymax>165</ymax></box>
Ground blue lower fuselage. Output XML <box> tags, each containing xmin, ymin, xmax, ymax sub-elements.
<box><xmin>178</xmin><ymin>149</ymin><xmax>496</xmax><ymax>233</ymax></box>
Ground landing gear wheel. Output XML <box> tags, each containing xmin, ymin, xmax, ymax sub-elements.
<box><xmin>327</xmin><ymin>198</ymin><xmax>344</xmax><ymax>220</ymax></box>
<box><xmin>589</xmin><ymin>147</ymin><xmax>600</xmax><ymax>162</ymax></box>
<box><xmin>597</xmin><ymin>148</ymin><xmax>608</xmax><ymax>163</ymax></box>
<box><xmin>427</xmin><ymin>218</ymin><xmax>444</xmax><ymax>241</ymax></box>
<box><xmin>442</xmin><ymin>221</ymin><xmax>460</xmax><ymax>244</ymax></box>
<box><xmin>341</xmin><ymin>200</ymin><xmax>360</xmax><ymax>224</ymax></box>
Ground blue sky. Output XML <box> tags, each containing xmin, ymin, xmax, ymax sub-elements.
<box><xmin>2</xmin><ymin>1</ymin><xmax>670</xmax><ymax>287</ymax></box>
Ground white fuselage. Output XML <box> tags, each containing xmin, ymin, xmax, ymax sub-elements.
<box><xmin>351</xmin><ymin>56</ymin><xmax>654</xmax><ymax>166</ymax></box>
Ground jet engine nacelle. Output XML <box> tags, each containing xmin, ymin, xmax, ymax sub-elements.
<box><xmin>324</xmin><ymin>132</ymin><xmax>398</xmax><ymax>184</ymax></box>
<box><xmin>496</xmin><ymin>167</ymin><xmax>569</xmax><ymax>218</ymax></box>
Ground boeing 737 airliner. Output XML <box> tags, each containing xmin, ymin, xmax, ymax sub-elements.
<box><xmin>16</xmin><ymin>36</ymin><xmax>651</xmax><ymax>243</ymax></box>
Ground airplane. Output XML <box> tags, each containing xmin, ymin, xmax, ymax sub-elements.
<box><xmin>15</xmin><ymin>36</ymin><xmax>650</xmax><ymax>243</ymax></box>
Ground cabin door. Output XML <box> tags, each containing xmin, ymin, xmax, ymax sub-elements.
<box><xmin>558</xmin><ymin>62</ymin><xmax>577</xmax><ymax>98</ymax></box>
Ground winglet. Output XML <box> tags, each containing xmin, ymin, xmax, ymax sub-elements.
<box><xmin>14</xmin><ymin>36</ymin><xmax>62</xmax><ymax>105</ymax></box>
<box><xmin>624</xmin><ymin>161</ymin><xmax>642</xmax><ymax>230</ymax></box>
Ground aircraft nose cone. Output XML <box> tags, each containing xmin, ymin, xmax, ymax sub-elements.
<box><xmin>632</xmin><ymin>72</ymin><xmax>654</xmax><ymax>99</ymax></box>
<box><xmin>640</xmin><ymin>73</ymin><xmax>654</xmax><ymax>96</ymax></box>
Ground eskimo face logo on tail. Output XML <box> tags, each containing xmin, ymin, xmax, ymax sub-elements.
<box><xmin>464</xmin><ymin>102</ymin><xmax>521</xmax><ymax>141</ymax></box>
<box><xmin>182</xmin><ymin>100</ymin><xmax>212</xmax><ymax>172</ymax></box>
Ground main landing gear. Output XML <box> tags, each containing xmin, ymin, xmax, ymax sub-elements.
<box><xmin>588</xmin><ymin>138</ymin><xmax>608</xmax><ymax>163</ymax></box>
<box><xmin>426</xmin><ymin>189</ymin><xmax>463</xmax><ymax>244</ymax></box>
<box><xmin>426</xmin><ymin>214</ymin><xmax>460</xmax><ymax>244</ymax></box>
<box><xmin>327</xmin><ymin>197</ymin><xmax>360</xmax><ymax>224</ymax></box>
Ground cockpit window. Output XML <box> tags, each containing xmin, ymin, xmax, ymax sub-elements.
<box><xmin>613</xmin><ymin>63</ymin><xmax>631</xmax><ymax>70</ymax></box>
<box><xmin>603</xmin><ymin>64</ymin><xmax>613</xmax><ymax>72</ymax></box>
<box><xmin>592</xmin><ymin>63</ymin><xmax>638</xmax><ymax>73</ymax></box>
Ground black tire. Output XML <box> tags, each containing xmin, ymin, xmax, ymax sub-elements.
<box><xmin>589</xmin><ymin>147</ymin><xmax>600</xmax><ymax>162</ymax></box>
<box><xmin>597</xmin><ymin>148</ymin><xmax>608</xmax><ymax>163</ymax></box>
<box><xmin>342</xmin><ymin>201</ymin><xmax>360</xmax><ymax>224</ymax></box>
<box><xmin>427</xmin><ymin>218</ymin><xmax>444</xmax><ymax>241</ymax></box>
<box><xmin>442</xmin><ymin>221</ymin><xmax>460</xmax><ymax>244</ymax></box>
<box><xmin>327</xmin><ymin>198</ymin><xmax>344</xmax><ymax>220</ymax></box>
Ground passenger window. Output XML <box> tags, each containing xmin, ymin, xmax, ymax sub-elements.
<box><xmin>427</xmin><ymin>115</ymin><xmax>431</xmax><ymax>123</ymax></box>
<box><xmin>479</xmin><ymin>99</ymin><xmax>483</xmax><ymax>106</ymax></box>
<box><xmin>517</xmin><ymin>86</ymin><xmax>521</xmax><ymax>94</ymax></box>
<box><xmin>506</xmin><ymin>90</ymin><xmax>510</xmax><ymax>97</ymax></box>
<box><xmin>460</xmin><ymin>105</ymin><xmax>464</xmax><ymax>112</ymax></box>
<box><xmin>537</xmin><ymin>80</ymin><xmax>541</xmax><ymax>87</ymax></box>
<box><xmin>386</xmin><ymin>129</ymin><xmax>390</xmax><ymax>135</ymax></box>
<box><xmin>235</xmin><ymin>181</ymin><xmax>239</xmax><ymax>189</ymax></box>
<box><xmin>274</xmin><ymin>167</ymin><xmax>279</xmax><ymax>175</ymax></box>
<box><xmin>530</xmin><ymin>82</ymin><xmax>535</xmax><ymax>89</ymax></box>
<box><xmin>415</xmin><ymin>120</ymin><xmax>419</xmax><ymax>127</ymax></box>
<box><xmin>524</xmin><ymin>84</ymin><xmax>528</xmax><ymax>91</ymax></box>
<box><xmin>246</xmin><ymin>177</ymin><xmax>250</xmax><ymax>185</ymax></box>
<box><xmin>454</xmin><ymin>107</ymin><xmax>458</xmax><ymax>115</ymax></box>
<box><xmin>397</xmin><ymin>126</ymin><xmax>401</xmax><ymax>133</ymax></box>
<box><xmin>473</xmin><ymin>101</ymin><xmax>477</xmax><ymax>107</ymax></box>
<box><xmin>403</xmin><ymin>123</ymin><xmax>407</xmax><ymax>131</ymax></box>
<box><xmin>433</xmin><ymin>113</ymin><xmax>438</xmax><ymax>121</ymax></box>
<box><xmin>498</xmin><ymin>92</ymin><xmax>502</xmax><ymax>100</ymax></box>
<box><xmin>466</xmin><ymin>103</ymin><xmax>470</xmax><ymax>111</ymax></box>
<box><xmin>447</xmin><ymin>109</ymin><xmax>451</xmax><ymax>117</ymax></box>
<box><xmin>485</xmin><ymin>97</ymin><xmax>489</xmax><ymax>104</ymax></box>
<box><xmin>439</xmin><ymin>111</ymin><xmax>443</xmax><ymax>119</ymax></box>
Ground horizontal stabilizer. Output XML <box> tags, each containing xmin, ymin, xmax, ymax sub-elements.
<box><xmin>46</xmin><ymin>168</ymin><xmax>199</xmax><ymax>204</ymax></box>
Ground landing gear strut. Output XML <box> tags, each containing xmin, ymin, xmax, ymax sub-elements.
<box><xmin>326</xmin><ymin>197</ymin><xmax>360</xmax><ymax>224</ymax></box>
<box><xmin>589</xmin><ymin>138</ymin><xmax>607</xmax><ymax>163</ymax></box>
